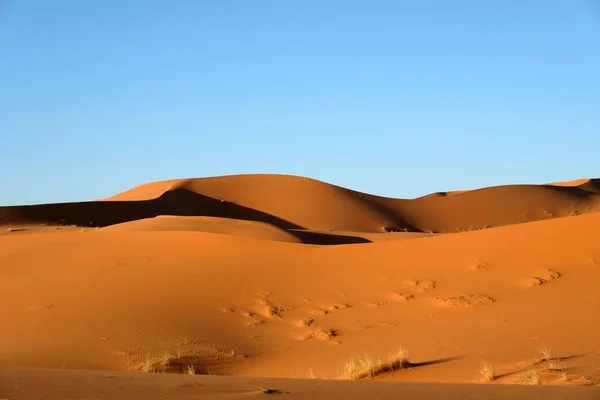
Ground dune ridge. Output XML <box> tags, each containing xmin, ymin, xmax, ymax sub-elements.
<box><xmin>1</xmin><ymin>174</ymin><xmax>599</xmax><ymax>238</ymax></box>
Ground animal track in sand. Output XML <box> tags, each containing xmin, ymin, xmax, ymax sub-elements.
<box><xmin>386</xmin><ymin>292</ymin><xmax>415</xmax><ymax>303</ymax></box>
<box><xmin>28</xmin><ymin>304</ymin><xmax>54</xmax><ymax>311</ymax></box>
<box><xmin>299</xmin><ymin>328</ymin><xmax>339</xmax><ymax>342</ymax></box>
<box><xmin>364</xmin><ymin>300</ymin><xmax>388</xmax><ymax>308</ymax></box>
<box><xmin>468</xmin><ymin>261</ymin><xmax>489</xmax><ymax>271</ymax></box>
<box><xmin>256</xmin><ymin>294</ymin><xmax>294</xmax><ymax>319</ymax></box>
<box><xmin>294</xmin><ymin>318</ymin><xmax>315</xmax><ymax>328</ymax></box>
<box><xmin>240</xmin><ymin>311</ymin><xmax>265</xmax><ymax>326</ymax></box>
<box><xmin>435</xmin><ymin>294</ymin><xmax>495</xmax><ymax>308</ymax></box>
<box><xmin>309</xmin><ymin>303</ymin><xmax>352</xmax><ymax>316</ymax></box>
<box><xmin>404</xmin><ymin>279</ymin><xmax>436</xmax><ymax>293</ymax></box>
<box><xmin>522</xmin><ymin>269</ymin><xmax>561</xmax><ymax>287</ymax></box>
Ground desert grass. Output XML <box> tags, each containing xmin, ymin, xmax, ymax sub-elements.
<box><xmin>539</xmin><ymin>348</ymin><xmax>551</xmax><ymax>362</ymax></box>
<box><xmin>340</xmin><ymin>346</ymin><xmax>409</xmax><ymax>380</ymax></box>
<box><xmin>184</xmin><ymin>364</ymin><xmax>196</xmax><ymax>375</ymax></box>
<box><xmin>479</xmin><ymin>360</ymin><xmax>495</xmax><ymax>382</ymax></box>
<box><xmin>518</xmin><ymin>369</ymin><xmax>542</xmax><ymax>385</ymax></box>
<box><xmin>536</xmin><ymin>347</ymin><xmax>565</xmax><ymax>372</ymax></box>
<box><xmin>139</xmin><ymin>353</ymin><xmax>172</xmax><ymax>373</ymax></box>
<box><xmin>137</xmin><ymin>353</ymin><xmax>203</xmax><ymax>375</ymax></box>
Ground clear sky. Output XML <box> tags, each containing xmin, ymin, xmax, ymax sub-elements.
<box><xmin>1</xmin><ymin>1</ymin><xmax>599</xmax><ymax>205</ymax></box>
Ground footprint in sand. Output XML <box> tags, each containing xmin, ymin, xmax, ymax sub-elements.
<box><xmin>309</xmin><ymin>303</ymin><xmax>352</xmax><ymax>316</ymax></box>
<box><xmin>468</xmin><ymin>261</ymin><xmax>489</xmax><ymax>271</ymax></box>
<box><xmin>28</xmin><ymin>304</ymin><xmax>54</xmax><ymax>311</ymax></box>
<box><xmin>298</xmin><ymin>328</ymin><xmax>339</xmax><ymax>343</ymax></box>
<box><xmin>310</xmin><ymin>309</ymin><xmax>328</xmax><ymax>316</ymax></box>
<box><xmin>294</xmin><ymin>318</ymin><xmax>315</xmax><ymax>328</ymax></box>
<box><xmin>256</xmin><ymin>294</ymin><xmax>294</xmax><ymax>319</ymax></box>
<box><xmin>435</xmin><ymin>294</ymin><xmax>495</xmax><ymax>308</ymax></box>
<box><xmin>404</xmin><ymin>279</ymin><xmax>436</xmax><ymax>293</ymax></box>
<box><xmin>522</xmin><ymin>269</ymin><xmax>561</xmax><ymax>287</ymax></box>
<box><xmin>386</xmin><ymin>292</ymin><xmax>415</xmax><ymax>303</ymax></box>
<box><xmin>364</xmin><ymin>300</ymin><xmax>388</xmax><ymax>308</ymax></box>
<box><xmin>240</xmin><ymin>311</ymin><xmax>265</xmax><ymax>326</ymax></box>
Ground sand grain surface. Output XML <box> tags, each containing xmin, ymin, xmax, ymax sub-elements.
<box><xmin>1</xmin><ymin>174</ymin><xmax>599</xmax><ymax>398</ymax></box>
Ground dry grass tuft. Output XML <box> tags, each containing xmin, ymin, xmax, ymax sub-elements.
<box><xmin>340</xmin><ymin>346</ymin><xmax>410</xmax><ymax>380</ymax></box>
<box><xmin>479</xmin><ymin>360</ymin><xmax>495</xmax><ymax>382</ymax></box>
<box><xmin>137</xmin><ymin>352</ymin><xmax>204</xmax><ymax>375</ymax></box>
<box><xmin>518</xmin><ymin>370</ymin><xmax>542</xmax><ymax>385</ymax></box>
<box><xmin>139</xmin><ymin>353</ymin><xmax>172</xmax><ymax>373</ymax></box>
<box><xmin>539</xmin><ymin>347</ymin><xmax>551</xmax><ymax>362</ymax></box>
<box><xmin>183</xmin><ymin>364</ymin><xmax>196</xmax><ymax>375</ymax></box>
<box><xmin>388</xmin><ymin>346</ymin><xmax>410</xmax><ymax>370</ymax></box>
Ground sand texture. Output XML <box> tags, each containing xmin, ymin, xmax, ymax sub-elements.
<box><xmin>1</xmin><ymin>174</ymin><xmax>600</xmax><ymax>398</ymax></box>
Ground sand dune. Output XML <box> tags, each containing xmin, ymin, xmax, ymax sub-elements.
<box><xmin>1</xmin><ymin>175</ymin><xmax>599</xmax><ymax>235</ymax></box>
<box><xmin>550</xmin><ymin>178</ymin><xmax>600</xmax><ymax>189</ymax></box>
<box><xmin>101</xmin><ymin>216</ymin><xmax>303</xmax><ymax>243</ymax></box>
<box><xmin>1</xmin><ymin>208</ymin><xmax>599</xmax><ymax>384</ymax></box>
<box><xmin>1</xmin><ymin>175</ymin><xmax>600</xmax><ymax>398</ymax></box>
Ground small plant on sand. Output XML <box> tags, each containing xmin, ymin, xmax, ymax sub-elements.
<box><xmin>340</xmin><ymin>346</ymin><xmax>410</xmax><ymax>380</ymax></box>
<box><xmin>138</xmin><ymin>352</ymin><xmax>173</xmax><ymax>373</ymax></box>
<box><xmin>387</xmin><ymin>346</ymin><xmax>410</xmax><ymax>370</ymax></box>
<box><xmin>539</xmin><ymin>347</ymin><xmax>551</xmax><ymax>362</ymax></box>
<box><xmin>538</xmin><ymin>347</ymin><xmax>563</xmax><ymax>371</ymax></box>
<box><xmin>518</xmin><ymin>370</ymin><xmax>542</xmax><ymax>385</ymax></box>
<box><xmin>184</xmin><ymin>364</ymin><xmax>196</xmax><ymax>375</ymax></box>
<box><xmin>342</xmin><ymin>354</ymin><xmax>376</xmax><ymax>379</ymax></box>
<box><xmin>479</xmin><ymin>360</ymin><xmax>495</xmax><ymax>382</ymax></box>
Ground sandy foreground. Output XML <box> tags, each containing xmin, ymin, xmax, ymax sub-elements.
<box><xmin>1</xmin><ymin>174</ymin><xmax>600</xmax><ymax>399</ymax></box>
<box><xmin>2</xmin><ymin>368</ymin><xmax>600</xmax><ymax>400</ymax></box>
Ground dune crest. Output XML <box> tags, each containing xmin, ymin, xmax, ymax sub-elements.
<box><xmin>1</xmin><ymin>174</ymin><xmax>599</xmax><ymax>236</ymax></box>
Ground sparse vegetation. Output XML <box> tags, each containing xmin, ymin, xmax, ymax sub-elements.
<box><xmin>539</xmin><ymin>347</ymin><xmax>551</xmax><ymax>362</ymax></box>
<box><xmin>536</xmin><ymin>347</ymin><xmax>566</xmax><ymax>372</ymax></box>
<box><xmin>479</xmin><ymin>360</ymin><xmax>495</xmax><ymax>382</ymax></box>
<box><xmin>184</xmin><ymin>364</ymin><xmax>196</xmax><ymax>375</ymax></box>
<box><xmin>518</xmin><ymin>370</ymin><xmax>542</xmax><ymax>385</ymax></box>
<box><xmin>137</xmin><ymin>352</ymin><xmax>204</xmax><ymax>375</ymax></box>
<box><xmin>387</xmin><ymin>346</ymin><xmax>410</xmax><ymax>370</ymax></box>
<box><xmin>139</xmin><ymin>352</ymin><xmax>172</xmax><ymax>373</ymax></box>
<box><xmin>340</xmin><ymin>346</ymin><xmax>410</xmax><ymax>380</ymax></box>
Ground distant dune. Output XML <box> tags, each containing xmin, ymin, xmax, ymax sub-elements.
<box><xmin>1</xmin><ymin>174</ymin><xmax>599</xmax><ymax>237</ymax></box>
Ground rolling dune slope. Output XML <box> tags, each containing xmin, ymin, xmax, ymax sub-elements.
<box><xmin>1</xmin><ymin>211</ymin><xmax>600</xmax><ymax>385</ymax></box>
<box><xmin>1</xmin><ymin>175</ymin><xmax>599</xmax><ymax>234</ymax></box>
<box><xmin>101</xmin><ymin>216</ymin><xmax>303</xmax><ymax>243</ymax></box>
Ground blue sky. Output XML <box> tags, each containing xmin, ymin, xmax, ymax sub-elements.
<box><xmin>1</xmin><ymin>1</ymin><xmax>599</xmax><ymax>205</ymax></box>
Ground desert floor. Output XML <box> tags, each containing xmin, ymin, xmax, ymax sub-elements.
<box><xmin>1</xmin><ymin>174</ymin><xmax>600</xmax><ymax>399</ymax></box>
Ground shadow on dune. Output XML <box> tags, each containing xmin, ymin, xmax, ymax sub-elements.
<box><xmin>493</xmin><ymin>353</ymin><xmax>586</xmax><ymax>380</ymax></box>
<box><xmin>0</xmin><ymin>189</ymin><xmax>371</xmax><ymax>245</ymax></box>
<box><xmin>289</xmin><ymin>230</ymin><xmax>371</xmax><ymax>245</ymax></box>
<box><xmin>409</xmin><ymin>355</ymin><xmax>464</xmax><ymax>368</ymax></box>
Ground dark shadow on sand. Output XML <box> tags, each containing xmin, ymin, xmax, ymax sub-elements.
<box><xmin>0</xmin><ymin>188</ymin><xmax>372</xmax><ymax>245</ymax></box>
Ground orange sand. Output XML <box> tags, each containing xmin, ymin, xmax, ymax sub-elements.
<box><xmin>1</xmin><ymin>174</ymin><xmax>599</xmax><ymax>398</ymax></box>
